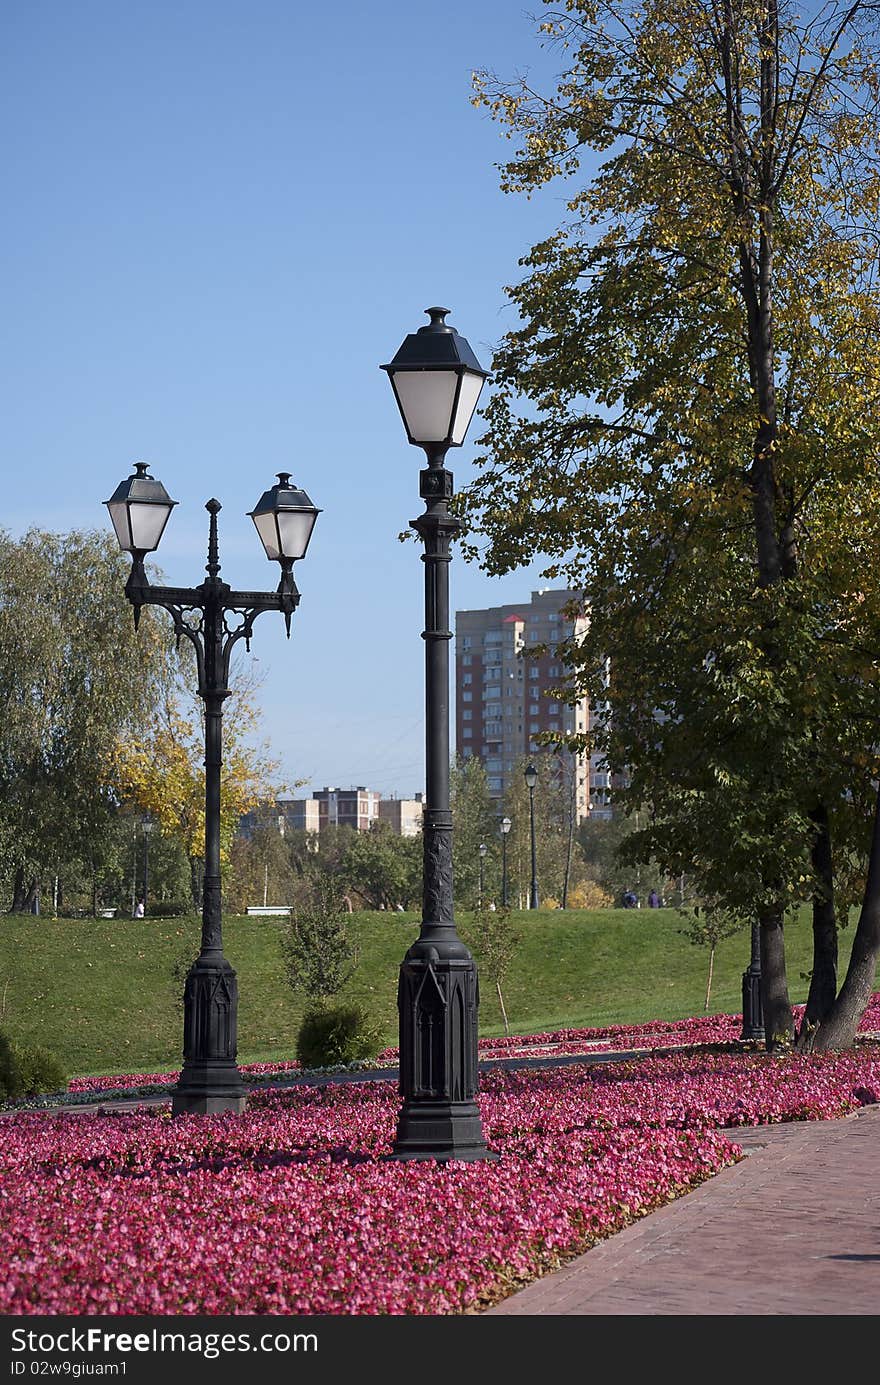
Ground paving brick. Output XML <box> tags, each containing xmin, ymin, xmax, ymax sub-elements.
<box><xmin>487</xmin><ymin>1104</ymin><xmax>880</xmax><ymax>1315</ymax></box>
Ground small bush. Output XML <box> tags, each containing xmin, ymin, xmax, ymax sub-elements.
<box><xmin>13</xmin><ymin>1043</ymin><xmax>67</xmax><ymax>1096</ymax></box>
<box><xmin>296</xmin><ymin>1004</ymin><xmax>382</xmax><ymax>1069</ymax></box>
<box><xmin>0</xmin><ymin>1030</ymin><xmax>67</xmax><ymax>1101</ymax></box>
<box><xmin>0</xmin><ymin>1030</ymin><xmax>22</xmax><ymax>1101</ymax></box>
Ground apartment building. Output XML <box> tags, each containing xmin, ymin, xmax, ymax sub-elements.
<box><xmin>455</xmin><ymin>588</ymin><xmax>607</xmax><ymax>821</ymax></box>
<box><xmin>313</xmin><ymin>786</ymin><xmax>380</xmax><ymax>833</ymax></box>
<box><xmin>378</xmin><ymin>794</ymin><xmax>424</xmax><ymax>837</ymax></box>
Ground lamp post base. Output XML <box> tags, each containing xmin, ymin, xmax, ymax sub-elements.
<box><xmin>740</xmin><ymin>965</ymin><xmax>765</xmax><ymax>1042</ymax></box>
<box><xmin>391</xmin><ymin>939</ymin><xmax>496</xmax><ymax>1163</ymax></box>
<box><xmin>171</xmin><ymin>953</ymin><xmax>246</xmax><ymax>1117</ymax></box>
<box><xmin>171</xmin><ymin>1089</ymin><xmax>246</xmax><ymax>1117</ymax></box>
<box><xmin>392</xmin><ymin>1098</ymin><xmax>499</xmax><ymax>1163</ymax></box>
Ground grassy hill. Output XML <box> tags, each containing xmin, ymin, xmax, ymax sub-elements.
<box><xmin>0</xmin><ymin>907</ymin><xmax>862</xmax><ymax>1076</ymax></box>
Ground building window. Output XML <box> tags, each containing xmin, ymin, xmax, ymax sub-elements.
<box><xmin>530</xmin><ymin>703</ymin><xmax>540</xmax><ymax>715</ymax></box>
<box><xmin>462</xmin><ymin>673</ymin><xmax>472</xmax><ymax>686</ymax></box>
<box><xmin>529</xmin><ymin>667</ymin><xmax>540</xmax><ymax>679</ymax></box>
<box><xmin>462</xmin><ymin>692</ymin><xmax>472</xmax><ymax>703</ymax></box>
<box><xmin>462</xmin><ymin>710</ymin><xmax>472</xmax><ymax>720</ymax></box>
<box><xmin>463</xmin><ymin>726</ymin><xmax>472</xmax><ymax>738</ymax></box>
<box><xmin>549</xmin><ymin>703</ymin><xmax>560</xmax><ymax>717</ymax></box>
<box><xmin>530</xmin><ymin>722</ymin><xmax>540</xmax><ymax>733</ymax></box>
<box><xmin>461</xmin><ymin>636</ymin><xmax>472</xmax><ymax>649</ymax></box>
<box><xmin>462</xmin><ymin>654</ymin><xmax>472</xmax><ymax>666</ymax></box>
<box><xmin>549</xmin><ymin>665</ymin><xmax>560</xmax><ymax>676</ymax></box>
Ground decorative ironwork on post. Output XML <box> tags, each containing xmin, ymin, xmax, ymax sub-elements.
<box><xmin>382</xmin><ymin>309</ymin><xmax>496</xmax><ymax>1162</ymax></box>
<box><xmin>105</xmin><ymin>466</ymin><xmax>318</xmax><ymax>1116</ymax></box>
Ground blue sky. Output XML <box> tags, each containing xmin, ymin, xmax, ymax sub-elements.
<box><xmin>2</xmin><ymin>1</ymin><xmax>576</xmax><ymax>797</ymax></box>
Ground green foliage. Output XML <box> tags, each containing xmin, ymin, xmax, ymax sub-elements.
<box><xmin>12</xmin><ymin>1042</ymin><xmax>67</xmax><ymax>1096</ymax></box>
<box><xmin>500</xmin><ymin>754</ymin><xmax>590</xmax><ymax>908</ymax></box>
<box><xmin>0</xmin><ymin>528</ymin><xmax>178</xmax><ymax>914</ymax></box>
<box><xmin>578</xmin><ymin>815</ymin><xmax>672</xmax><ymax>907</ymax></box>
<box><xmin>678</xmin><ymin>908</ymin><xmax>747</xmax><ymax>954</ymax></box>
<box><xmin>0</xmin><ymin>1029</ymin><xmax>67</xmax><ymax>1100</ymax></box>
<box><xmin>295</xmin><ymin>1004</ymin><xmax>383</xmax><ymax>1069</ymax></box>
<box><xmin>339</xmin><ymin>823</ymin><xmax>422</xmax><ymax>912</ymax></box>
<box><xmin>0</xmin><ymin>1030</ymin><xmax>21</xmax><ymax>1100</ymax></box>
<box><xmin>451</xmin><ymin>757</ymin><xmax>501</xmax><ymax>907</ymax></box>
<box><xmin>280</xmin><ymin>881</ymin><xmax>358</xmax><ymax>1006</ymax></box>
<box><xmin>462</xmin><ymin>1</ymin><xmax>880</xmax><ymax>1043</ymax></box>
<box><xmin>466</xmin><ymin>903</ymin><xmax>521</xmax><ymax>1035</ymax></box>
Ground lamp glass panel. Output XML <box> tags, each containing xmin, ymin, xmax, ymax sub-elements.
<box><xmin>128</xmin><ymin>501</ymin><xmax>173</xmax><ymax>552</ymax></box>
<box><xmin>277</xmin><ymin>509</ymin><xmax>317</xmax><ymax>560</ymax></box>
<box><xmin>450</xmin><ymin>371</ymin><xmax>486</xmax><ymax>445</ymax></box>
<box><xmin>107</xmin><ymin>501</ymin><xmax>133</xmax><ymax>552</ymax></box>
<box><xmin>392</xmin><ymin>370</ymin><xmax>458</xmax><ymax>443</ymax></box>
<box><xmin>252</xmin><ymin>511</ymin><xmax>281</xmax><ymax>560</ymax></box>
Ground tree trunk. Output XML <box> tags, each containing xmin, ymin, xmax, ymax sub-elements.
<box><xmin>11</xmin><ymin>867</ymin><xmax>28</xmax><ymax>914</ymax></box>
<box><xmin>496</xmin><ymin>980</ymin><xmax>510</xmax><ymax>1037</ymax></box>
<box><xmin>797</xmin><ymin>804</ymin><xmax>838</xmax><ymax>1049</ymax></box>
<box><xmin>705</xmin><ymin>945</ymin><xmax>715</xmax><ymax>1012</ymax></box>
<box><xmin>760</xmin><ymin>910</ymin><xmax>794</xmax><ymax>1048</ymax></box>
<box><xmin>812</xmin><ymin>783</ymin><xmax>880</xmax><ymax>1051</ymax></box>
<box><xmin>189</xmin><ymin>856</ymin><xmax>203</xmax><ymax>910</ymax></box>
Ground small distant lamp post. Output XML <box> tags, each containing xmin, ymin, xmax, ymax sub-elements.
<box><xmin>478</xmin><ymin>842</ymin><xmax>487</xmax><ymax>908</ymax></box>
<box><xmin>105</xmin><ymin>463</ymin><xmax>319</xmax><ymax>1114</ymax></box>
<box><xmin>382</xmin><ymin>306</ymin><xmax>495</xmax><ymax>1162</ymax></box>
<box><xmin>524</xmin><ymin>762</ymin><xmax>540</xmax><ymax>910</ymax></box>
<box><xmin>500</xmin><ymin>816</ymin><xmax>512</xmax><ymax>907</ymax></box>
<box><xmin>740</xmin><ymin>921</ymin><xmax>765</xmax><ymax>1042</ymax></box>
<box><xmin>141</xmin><ymin>815</ymin><xmax>154</xmax><ymax>914</ymax></box>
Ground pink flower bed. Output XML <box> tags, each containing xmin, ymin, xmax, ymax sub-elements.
<box><xmin>67</xmin><ymin>995</ymin><xmax>880</xmax><ymax>1093</ymax></box>
<box><xmin>4</xmin><ymin>1045</ymin><xmax>879</xmax><ymax>1315</ymax></box>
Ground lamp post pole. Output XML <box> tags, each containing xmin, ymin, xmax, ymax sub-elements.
<box><xmin>141</xmin><ymin>816</ymin><xmax>153</xmax><ymax>915</ymax></box>
<box><xmin>382</xmin><ymin>307</ymin><xmax>495</xmax><ymax>1162</ymax></box>
<box><xmin>525</xmin><ymin>764</ymin><xmax>540</xmax><ymax>910</ymax></box>
<box><xmin>105</xmin><ymin>464</ymin><xmax>318</xmax><ymax>1115</ymax></box>
<box><xmin>478</xmin><ymin>843</ymin><xmax>487</xmax><ymax>909</ymax></box>
<box><xmin>740</xmin><ymin>920</ymin><xmax>765</xmax><ymax>1042</ymax></box>
<box><xmin>500</xmin><ymin>816</ymin><xmax>511</xmax><ymax>908</ymax></box>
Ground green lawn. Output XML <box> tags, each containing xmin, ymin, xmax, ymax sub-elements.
<box><xmin>0</xmin><ymin>907</ymin><xmax>860</xmax><ymax>1077</ymax></box>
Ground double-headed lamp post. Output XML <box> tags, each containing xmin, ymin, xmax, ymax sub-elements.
<box><xmin>105</xmin><ymin>463</ymin><xmax>319</xmax><ymax>1115</ymax></box>
<box><xmin>524</xmin><ymin>763</ymin><xmax>540</xmax><ymax>910</ymax></box>
<box><xmin>500</xmin><ymin>816</ymin><xmax>512</xmax><ymax>907</ymax></box>
<box><xmin>382</xmin><ymin>306</ymin><xmax>495</xmax><ymax>1163</ymax></box>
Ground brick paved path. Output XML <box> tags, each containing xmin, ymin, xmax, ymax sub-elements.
<box><xmin>487</xmin><ymin>1103</ymin><xmax>880</xmax><ymax>1315</ymax></box>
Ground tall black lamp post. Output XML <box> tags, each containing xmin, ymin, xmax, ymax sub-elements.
<box><xmin>524</xmin><ymin>762</ymin><xmax>540</xmax><ymax>910</ymax></box>
<box><xmin>141</xmin><ymin>815</ymin><xmax>154</xmax><ymax>914</ymax></box>
<box><xmin>382</xmin><ymin>306</ymin><xmax>495</xmax><ymax>1162</ymax></box>
<box><xmin>478</xmin><ymin>842</ymin><xmax>487</xmax><ymax>908</ymax></box>
<box><xmin>500</xmin><ymin>816</ymin><xmax>511</xmax><ymax>907</ymax></box>
<box><xmin>740</xmin><ymin>921</ymin><xmax>765</xmax><ymax>1042</ymax></box>
<box><xmin>105</xmin><ymin>463</ymin><xmax>319</xmax><ymax>1115</ymax></box>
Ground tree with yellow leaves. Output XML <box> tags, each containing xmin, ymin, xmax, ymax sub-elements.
<box><xmin>114</xmin><ymin>656</ymin><xmax>284</xmax><ymax>909</ymax></box>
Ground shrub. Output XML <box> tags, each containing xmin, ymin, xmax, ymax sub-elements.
<box><xmin>0</xmin><ymin>1030</ymin><xmax>67</xmax><ymax>1101</ymax></box>
<box><xmin>13</xmin><ymin>1043</ymin><xmax>67</xmax><ymax>1096</ymax></box>
<box><xmin>0</xmin><ymin>1030</ymin><xmax>22</xmax><ymax>1101</ymax></box>
<box><xmin>281</xmin><ymin>881</ymin><xmax>357</xmax><ymax>1007</ymax></box>
<box><xmin>296</xmin><ymin>1004</ymin><xmax>382</xmax><ymax>1069</ymax></box>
